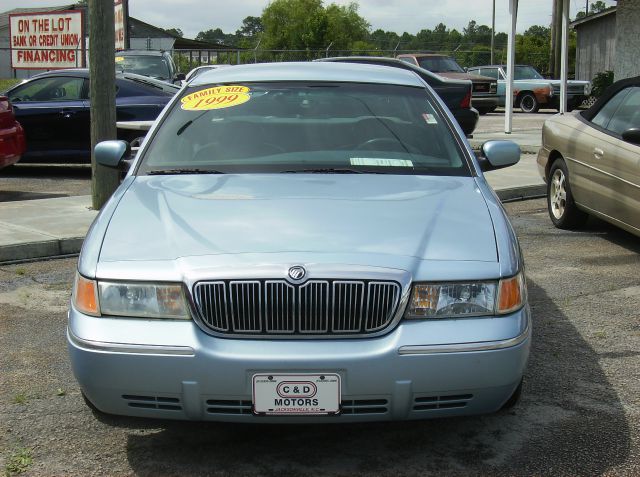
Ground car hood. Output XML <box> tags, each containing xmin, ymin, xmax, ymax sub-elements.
<box><xmin>99</xmin><ymin>174</ymin><xmax>497</xmax><ymax>264</ymax></box>
<box><xmin>438</xmin><ymin>72</ymin><xmax>493</xmax><ymax>83</ymax></box>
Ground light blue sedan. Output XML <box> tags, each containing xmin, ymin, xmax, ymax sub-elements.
<box><xmin>68</xmin><ymin>62</ymin><xmax>531</xmax><ymax>422</ymax></box>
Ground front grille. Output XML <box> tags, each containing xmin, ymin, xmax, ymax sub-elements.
<box><xmin>412</xmin><ymin>393</ymin><xmax>473</xmax><ymax>411</ymax></box>
<box><xmin>473</xmin><ymin>82</ymin><xmax>490</xmax><ymax>93</ymax></box>
<box><xmin>193</xmin><ymin>279</ymin><xmax>401</xmax><ymax>336</ymax></box>
<box><xmin>205</xmin><ymin>399</ymin><xmax>389</xmax><ymax>415</ymax></box>
<box><xmin>122</xmin><ymin>394</ymin><xmax>182</xmax><ymax>411</ymax></box>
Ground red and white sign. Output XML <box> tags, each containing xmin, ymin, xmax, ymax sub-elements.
<box><xmin>114</xmin><ymin>0</ymin><xmax>125</xmax><ymax>51</ymax></box>
<box><xmin>9</xmin><ymin>10</ymin><xmax>84</xmax><ymax>70</ymax></box>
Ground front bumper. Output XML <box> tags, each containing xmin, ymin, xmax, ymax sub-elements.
<box><xmin>451</xmin><ymin>107</ymin><xmax>479</xmax><ymax>136</ymax></box>
<box><xmin>68</xmin><ymin>305</ymin><xmax>531</xmax><ymax>423</ymax></box>
<box><xmin>471</xmin><ymin>96</ymin><xmax>499</xmax><ymax>110</ymax></box>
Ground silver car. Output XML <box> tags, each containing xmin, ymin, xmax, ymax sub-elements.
<box><xmin>68</xmin><ymin>62</ymin><xmax>530</xmax><ymax>422</ymax></box>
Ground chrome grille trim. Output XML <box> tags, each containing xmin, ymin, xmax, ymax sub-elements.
<box><xmin>299</xmin><ymin>280</ymin><xmax>330</xmax><ymax>333</ymax></box>
<box><xmin>366</xmin><ymin>282</ymin><xmax>401</xmax><ymax>331</ymax></box>
<box><xmin>265</xmin><ymin>280</ymin><xmax>296</xmax><ymax>333</ymax></box>
<box><xmin>193</xmin><ymin>279</ymin><xmax>401</xmax><ymax>337</ymax></box>
<box><xmin>194</xmin><ymin>281</ymin><xmax>228</xmax><ymax>332</ymax></box>
<box><xmin>229</xmin><ymin>281</ymin><xmax>261</xmax><ymax>333</ymax></box>
<box><xmin>332</xmin><ymin>281</ymin><xmax>365</xmax><ymax>332</ymax></box>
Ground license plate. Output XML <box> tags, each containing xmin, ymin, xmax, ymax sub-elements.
<box><xmin>252</xmin><ymin>373</ymin><xmax>341</xmax><ymax>415</ymax></box>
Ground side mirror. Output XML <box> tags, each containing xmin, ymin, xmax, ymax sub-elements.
<box><xmin>95</xmin><ymin>140</ymin><xmax>130</xmax><ymax>168</ymax></box>
<box><xmin>621</xmin><ymin>128</ymin><xmax>640</xmax><ymax>146</ymax></box>
<box><xmin>478</xmin><ymin>140</ymin><xmax>521</xmax><ymax>172</ymax></box>
<box><xmin>174</xmin><ymin>73</ymin><xmax>186</xmax><ymax>85</ymax></box>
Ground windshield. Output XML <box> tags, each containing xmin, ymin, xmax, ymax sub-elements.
<box><xmin>115</xmin><ymin>55</ymin><xmax>171</xmax><ymax>80</ymax></box>
<box><xmin>513</xmin><ymin>66</ymin><xmax>544</xmax><ymax>80</ymax></box>
<box><xmin>417</xmin><ymin>57</ymin><xmax>464</xmax><ymax>73</ymax></box>
<box><xmin>138</xmin><ymin>82</ymin><xmax>469</xmax><ymax>176</ymax></box>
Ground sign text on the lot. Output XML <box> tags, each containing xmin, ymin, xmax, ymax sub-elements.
<box><xmin>9</xmin><ymin>10</ymin><xmax>84</xmax><ymax>69</ymax></box>
<box><xmin>114</xmin><ymin>0</ymin><xmax>126</xmax><ymax>50</ymax></box>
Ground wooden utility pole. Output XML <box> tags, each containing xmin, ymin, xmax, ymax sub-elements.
<box><xmin>550</xmin><ymin>0</ymin><xmax>564</xmax><ymax>78</ymax></box>
<box><xmin>89</xmin><ymin>0</ymin><xmax>119</xmax><ymax>209</ymax></box>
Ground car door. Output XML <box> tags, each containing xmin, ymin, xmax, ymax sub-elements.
<box><xmin>7</xmin><ymin>76</ymin><xmax>90</xmax><ymax>159</ymax></box>
<box><xmin>479</xmin><ymin>68</ymin><xmax>504</xmax><ymax>106</ymax></box>
<box><xmin>585</xmin><ymin>86</ymin><xmax>640</xmax><ymax>229</ymax></box>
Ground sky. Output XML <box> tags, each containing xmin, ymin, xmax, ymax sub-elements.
<box><xmin>3</xmin><ymin>0</ymin><xmax>617</xmax><ymax>39</ymax></box>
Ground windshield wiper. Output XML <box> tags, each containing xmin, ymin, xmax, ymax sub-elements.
<box><xmin>147</xmin><ymin>168</ymin><xmax>225</xmax><ymax>175</ymax></box>
<box><xmin>281</xmin><ymin>167</ymin><xmax>367</xmax><ymax>174</ymax></box>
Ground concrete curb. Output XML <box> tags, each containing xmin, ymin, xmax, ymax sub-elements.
<box><xmin>496</xmin><ymin>184</ymin><xmax>547</xmax><ymax>202</ymax></box>
<box><xmin>0</xmin><ymin>237</ymin><xmax>85</xmax><ymax>263</ymax></box>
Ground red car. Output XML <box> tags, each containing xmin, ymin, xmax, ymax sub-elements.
<box><xmin>0</xmin><ymin>96</ymin><xmax>26</xmax><ymax>169</ymax></box>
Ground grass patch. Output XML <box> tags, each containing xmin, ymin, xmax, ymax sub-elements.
<box><xmin>14</xmin><ymin>268</ymin><xmax>26</xmax><ymax>276</ymax></box>
<box><xmin>12</xmin><ymin>393</ymin><xmax>28</xmax><ymax>405</ymax></box>
<box><xmin>4</xmin><ymin>447</ymin><xmax>33</xmax><ymax>476</ymax></box>
<box><xmin>0</xmin><ymin>79</ymin><xmax>20</xmax><ymax>94</ymax></box>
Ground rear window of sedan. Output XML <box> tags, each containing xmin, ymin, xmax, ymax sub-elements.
<box><xmin>138</xmin><ymin>82</ymin><xmax>470</xmax><ymax>176</ymax></box>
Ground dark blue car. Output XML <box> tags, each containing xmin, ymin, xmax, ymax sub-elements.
<box><xmin>3</xmin><ymin>69</ymin><xmax>178</xmax><ymax>162</ymax></box>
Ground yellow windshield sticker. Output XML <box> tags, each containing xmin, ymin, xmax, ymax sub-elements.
<box><xmin>181</xmin><ymin>86</ymin><xmax>251</xmax><ymax>111</ymax></box>
<box><xmin>115</xmin><ymin>56</ymin><xmax>124</xmax><ymax>62</ymax></box>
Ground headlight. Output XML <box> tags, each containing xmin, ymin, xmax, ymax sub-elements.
<box><xmin>405</xmin><ymin>272</ymin><xmax>525</xmax><ymax>319</ymax></box>
<box><xmin>72</xmin><ymin>273</ymin><xmax>190</xmax><ymax>319</ymax></box>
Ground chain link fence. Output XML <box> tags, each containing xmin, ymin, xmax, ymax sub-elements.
<box><xmin>172</xmin><ymin>48</ymin><xmax>550</xmax><ymax>76</ymax></box>
<box><xmin>0</xmin><ymin>45</ymin><xmax>550</xmax><ymax>80</ymax></box>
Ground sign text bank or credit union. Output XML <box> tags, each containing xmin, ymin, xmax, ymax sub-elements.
<box><xmin>9</xmin><ymin>10</ymin><xmax>84</xmax><ymax>69</ymax></box>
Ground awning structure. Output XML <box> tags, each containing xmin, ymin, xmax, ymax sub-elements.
<box><xmin>505</xmin><ymin>0</ymin><xmax>570</xmax><ymax>133</ymax></box>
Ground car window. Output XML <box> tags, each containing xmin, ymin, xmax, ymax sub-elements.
<box><xmin>513</xmin><ymin>66</ymin><xmax>544</xmax><ymax>80</ymax></box>
<box><xmin>591</xmin><ymin>87</ymin><xmax>632</xmax><ymax>131</ymax></box>
<box><xmin>398</xmin><ymin>57</ymin><xmax>417</xmax><ymax>66</ymax></box>
<box><xmin>417</xmin><ymin>57</ymin><xmax>464</xmax><ymax>73</ymax></box>
<box><xmin>8</xmin><ymin>77</ymin><xmax>84</xmax><ymax>103</ymax></box>
<box><xmin>139</xmin><ymin>82</ymin><xmax>470</xmax><ymax>176</ymax></box>
<box><xmin>605</xmin><ymin>87</ymin><xmax>640</xmax><ymax>135</ymax></box>
<box><xmin>115</xmin><ymin>55</ymin><xmax>171</xmax><ymax>80</ymax></box>
<box><xmin>480</xmin><ymin>68</ymin><xmax>499</xmax><ymax>80</ymax></box>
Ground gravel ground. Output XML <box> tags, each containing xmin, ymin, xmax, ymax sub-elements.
<box><xmin>0</xmin><ymin>164</ymin><xmax>91</xmax><ymax>202</ymax></box>
<box><xmin>0</xmin><ymin>198</ymin><xmax>639</xmax><ymax>476</ymax></box>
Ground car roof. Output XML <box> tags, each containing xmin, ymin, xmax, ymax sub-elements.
<box><xmin>469</xmin><ymin>65</ymin><xmax>531</xmax><ymax>69</ymax></box>
<box><xmin>31</xmin><ymin>68</ymin><xmax>90</xmax><ymax>79</ymax></box>
<box><xmin>19</xmin><ymin>68</ymin><xmax>178</xmax><ymax>93</ymax></box>
<box><xmin>317</xmin><ymin>56</ymin><xmax>469</xmax><ymax>85</ymax></box>
<box><xmin>116</xmin><ymin>50</ymin><xmax>167</xmax><ymax>56</ymax></box>
<box><xmin>397</xmin><ymin>53</ymin><xmax>450</xmax><ymax>58</ymax></box>
<box><xmin>191</xmin><ymin>61</ymin><xmax>425</xmax><ymax>88</ymax></box>
<box><xmin>582</xmin><ymin>75</ymin><xmax>640</xmax><ymax>121</ymax></box>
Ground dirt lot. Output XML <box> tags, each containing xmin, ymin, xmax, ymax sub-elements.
<box><xmin>1</xmin><ymin>198</ymin><xmax>639</xmax><ymax>476</ymax></box>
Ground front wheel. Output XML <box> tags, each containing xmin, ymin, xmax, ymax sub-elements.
<box><xmin>519</xmin><ymin>92</ymin><xmax>540</xmax><ymax>113</ymax></box>
<box><xmin>547</xmin><ymin>159</ymin><xmax>588</xmax><ymax>229</ymax></box>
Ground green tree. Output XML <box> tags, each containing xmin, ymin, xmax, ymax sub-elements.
<box><xmin>165</xmin><ymin>28</ymin><xmax>183</xmax><ymax>38</ymax></box>
<box><xmin>325</xmin><ymin>3</ymin><xmax>370</xmax><ymax>50</ymax></box>
<box><xmin>196</xmin><ymin>28</ymin><xmax>236</xmax><ymax>46</ymax></box>
<box><xmin>261</xmin><ymin>0</ymin><xmax>328</xmax><ymax>50</ymax></box>
<box><xmin>236</xmin><ymin>16</ymin><xmax>264</xmax><ymax>39</ymax></box>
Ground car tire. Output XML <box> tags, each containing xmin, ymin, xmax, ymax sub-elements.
<box><xmin>519</xmin><ymin>92</ymin><xmax>540</xmax><ymax>113</ymax></box>
<box><xmin>501</xmin><ymin>378</ymin><xmax>523</xmax><ymax>410</ymax></box>
<box><xmin>547</xmin><ymin>159</ymin><xmax>588</xmax><ymax>229</ymax></box>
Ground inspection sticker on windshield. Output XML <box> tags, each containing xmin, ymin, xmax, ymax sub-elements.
<box><xmin>350</xmin><ymin>158</ymin><xmax>414</xmax><ymax>167</ymax></box>
<box><xmin>422</xmin><ymin>113</ymin><xmax>438</xmax><ymax>124</ymax></box>
<box><xmin>181</xmin><ymin>85</ymin><xmax>251</xmax><ymax>111</ymax></box>
<box><xmin>253</xmin><ymin>373</ymin><xmax>341</xmax><ymax>415</ymax></box>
